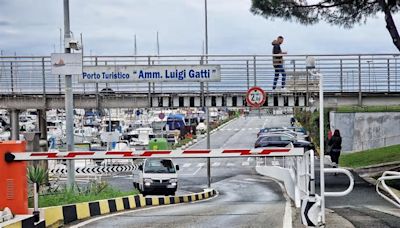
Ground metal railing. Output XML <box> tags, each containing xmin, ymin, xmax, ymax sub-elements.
<box><xmin>1</xmin><ymin>54</ymin><xmax>400</xmax><ymax>95</ymax></box>
<box><xmin>376</xmin><ymin>171</ymin><xmax>400</xmax><ymax>208</ymax></box>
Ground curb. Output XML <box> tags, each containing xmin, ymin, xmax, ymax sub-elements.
<box><xmin>39</xmin><ymin>189</ymin><xmax>217</xmax><ymax>227</ymax></box>
<box><xmin>1</xmin><ymin>215</ymin><xmax>45</xmax><ymax>228</ymax></box>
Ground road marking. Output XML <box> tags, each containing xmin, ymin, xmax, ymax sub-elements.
<box><xmin>182</xmin><ymin>163</ymin><xmax>192</xmax><ymax>168</ymax></box>
<box><xmin>234</xmin><ymin>129</ymin><xmax>239</xmax><ymax>131</ymax></box>
<box><xmin>228</xmin><ymin>179</ymin><xmax>254</xmax><ymax>184</ymax></box>
<box><xmin>227</xmin><ymin>163</ymin><xmax>235</xmax><ymax>167</ymax></box>
<box><xmin>244</xmin><ymin>178</ymin><xmax>272</xmax><ymax>183</ymax></box>
<box><xmin>248</xmin><ymin>128</ymin><xmax>253</xmax><ymax>130</ymax></box>
<box><xmin>242</xmin><ymin>161</ymin><xmax>250</xmax><ymax>166</ymax></box>
<box><xmin>271</xmin><ymin>160</ymin><xmax>280</xmax><ymax>166</ymax></box>
<box><xmin>179</xmin><ymin>166</ymin><xmax>203</xmax><ymax>176</ymax></box>
<box><xmin>212</xmin><ymin>162</ymin><xmax>221</xmax><ymax>167</ymax></box>
<box><xmin>197</xmin><ymin>163</ymin><xmax>205</xmax><ymax>167</ymax></box>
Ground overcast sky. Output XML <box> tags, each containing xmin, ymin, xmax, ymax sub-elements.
<box><xmin>0</xmin><ymin>0</ymin><xmax>399</xmax><ymax>56</ymax></box>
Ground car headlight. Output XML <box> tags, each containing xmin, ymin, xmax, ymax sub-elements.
<box><xmin>169</xmin><ymin>178</ymin><xmax>178</xmax><ymax>184</ymax></box>
<box><xmin>144</xmin><ymin>178</ymin><xmax>153</xmax><ymax>183</ymax></box>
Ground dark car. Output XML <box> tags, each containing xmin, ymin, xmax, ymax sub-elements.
<box><xmin>255</xmin><ymin>134</ymin><xmax>314</xmax><ymax>151</ymax></box>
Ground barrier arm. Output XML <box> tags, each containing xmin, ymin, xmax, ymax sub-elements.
<box><xmin>5</xmin><ymin>148</ymin><xmax>304</xmax><ymax>161</ymax></box>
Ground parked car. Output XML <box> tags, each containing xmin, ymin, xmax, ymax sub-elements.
<box><xmin>258</xmin><ymin>127</ymin><xmax>307</xmax><ymax>140</ymax></box>
<box><xmin>255</xmin><ymin>134</ymin><xmax>314</xmax><ymax>151</ymax></box>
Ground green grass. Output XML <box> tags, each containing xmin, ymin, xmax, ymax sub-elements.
<box><xmin>29</xmin><ymin>187</ymin><xmax>139</xmax><ymax>208</ymax></box>
<box><xmin>336</xmin><ymin>105</ymin><xmax>400</xmax><ymax>113</ymax></box>
<box><xmin>340</xmin><ymin>144</ymin><xmax>400</xmax><ymax>168</ymax></box>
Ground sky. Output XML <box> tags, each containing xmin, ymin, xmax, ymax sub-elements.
<box><xmin>0</xmin><ymin>0</ymin><xmax>399</xmax><ymax>56</ymax></box>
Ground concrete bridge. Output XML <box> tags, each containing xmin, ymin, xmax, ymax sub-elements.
<box><xmin>1</xmin><ymin>53</ymin><xmax>400</xmax><ymax>110</ymax></box>
<box><xmin>1</xmin><ymin>91</ymin><xmax>400</xmax><ymax>110</ymax></box>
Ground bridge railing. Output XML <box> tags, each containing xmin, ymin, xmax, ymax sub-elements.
<box><xmin>0</xmin><ymin>54</ymin><xmax>399</xmax><ymax>94</ymax></box>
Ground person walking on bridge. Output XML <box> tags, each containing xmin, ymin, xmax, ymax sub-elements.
<box><xmin>328</xmin><ymin>129</ymin><xmax>342</xmax><ymax>169</ymax></box>
<box><xmin>272</xmin><ymin>36</ymin><xmax>287</xmax><ymax>90</ymax></box>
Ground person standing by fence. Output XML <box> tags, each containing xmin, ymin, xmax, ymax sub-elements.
<box><xmin>272</xmin><ymin>36</ymin><xmax>287</xmax><ymax>90</ymax></box>
<box><xmin>328</xmin><ymin>129</ymin><xmax>342</xmax><ymax>169</ymax></box>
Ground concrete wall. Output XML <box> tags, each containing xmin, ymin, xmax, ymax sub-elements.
<box><xmin>330</xmin><ymin>112</ymin><xmax>400</xmax><ymax>152</ymax></box>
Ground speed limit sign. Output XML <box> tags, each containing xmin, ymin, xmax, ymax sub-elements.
<box><xmin>246</xmin><ymin>86</ymin><xmax>266</xmax><ymax>107</ymax></box>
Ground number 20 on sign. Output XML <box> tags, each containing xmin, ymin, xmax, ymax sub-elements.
<box><xmin>246</xmin><ymin>86</ymin><xmax>266</xmax><ymax>108</ymax></box>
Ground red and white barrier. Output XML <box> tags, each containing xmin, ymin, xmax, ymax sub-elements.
<box><xmin>7</xmin><ymin>148</ymin><xmax>304</xmax><ymax>161</ymax></box>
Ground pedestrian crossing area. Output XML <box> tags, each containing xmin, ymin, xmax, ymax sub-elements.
<box><xmin>176</xmin><ymin>160</ymin><xmax>262</xmax><ymax>169</ymax></box>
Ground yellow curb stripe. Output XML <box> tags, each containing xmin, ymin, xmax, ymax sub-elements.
<box><xmin>152</xmin><ymin>197</ymin><xmax>160</xmax><ymax>206</ymax></box>
<box><xmin>43</xmin><ymin>206</ymin><xmax>63</xmax><ymax>227</ymax></box>
<box><xmin>183</xmin><ymin>196</ymin><xmax>189</xmax><ymax>203</ymax></box>
<box><xmin>76</xmin><ymin>202</ymin><xmax>90</xmax><ymax>220</ymax></box>
<box><xmin>115</xmin><ymin>198</ymin><xmax>124</xmax><ymax>211</ymax></box>
<box><xmin>99</xmin><ymin>200</ymin><xmax>110</xmax><ymax>215</ymax></box>
<box><xmin>191</xmin><ymin>195</ymin><xmax>196</xmax><ymax>201</ymax></box>
<box><xmin>139</xmin><ymin>195</ymin><xmax>146</xmax><ymax>207</ymax></box>
<box><xmin>128</xmin><ymin>196</ymin><xmax>136</xmax><ymax>209</ymax></box>
<box><xmin>164</xmin><ymin>196</ymin><xmax>170</xmax><ymax>205</ymax></box>
<box><xmin>3</xmin><ymin>221</ymin><xmax>21</xmax><ymax>228</ymax></box>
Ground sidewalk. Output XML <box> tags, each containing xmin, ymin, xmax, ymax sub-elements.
<box><xmin>314</xmin><ymin>156</ymin><xmax>400</xmax><ymax>227</ymax></box>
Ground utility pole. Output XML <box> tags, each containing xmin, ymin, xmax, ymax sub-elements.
<box><xmin>134</xmin><ymin>34</ymin><xmax>137</xmax><ymax>64</ymax></box>
<box><xmin>204</xmin><ymin>0</ymin><xmax>211</xmax><ymax>188</ymax></box>
<box><xmin>64</xmin><ymin>0</ymin><xmax>75</xmax><ymax>189</ymax></box>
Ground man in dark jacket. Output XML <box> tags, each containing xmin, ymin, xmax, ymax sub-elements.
<box><xmin>272</xmin><ymin>36</ymin><xmax>287</xmax><ymax>90</ymax></box>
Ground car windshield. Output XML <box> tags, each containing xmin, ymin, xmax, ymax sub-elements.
<box><xmin>144</xmin><ymin>159</ymin><xmax>176</xmax><ymax>173</ymax></box>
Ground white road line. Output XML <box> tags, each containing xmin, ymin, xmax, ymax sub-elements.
<box><xmin>242</xmin><ymin>161</ymin><xmax>250</xmax><ymax>166</ymax></box>
<box><xmin>212</xmin><ymin>162</ymin><xmax>221</xmax><ymax>167</ymax></box>
<box><xmin>228</xmin><ymin>179</ymin><xmax>254</xmax><ymax>184</ymax></box>
<box><xmin>244</xmin><ymin>178</ymin><xmax>272</xmax><ymax>183</ymax></box>
<box><xmin>248</xmin><ymin>128</ymin><xmax>253</xmax><ymax>130</ymax></box>
<box><xmin>179</xmin><ymin>166</ymin><xmax>203</xmax><ymax>176</ymax></box>
<box><xmin>226</xmin><ymin>163</ymin><xmax>235</xmax><ymax>167</ymax></box>
<box><xmin>182</xmin><ymin>163</ymin><xmax>192</xmax><ymax>168</ymax></box>
<box><xmin>234</xmin><ymin>129</ymin><xmax>239</xmax><ymax>131</ymax></box>
<box><xmin>197</xmin><ymin>163</ymin><xmax>205</xmax><ymax>167</ymax></box>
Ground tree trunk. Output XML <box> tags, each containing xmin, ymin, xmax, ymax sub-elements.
<box><xmin>379</xmin><ymin>0</ymin><xmax>400</xmax><ymax>51</ymax></box>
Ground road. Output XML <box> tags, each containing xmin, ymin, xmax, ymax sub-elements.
<box><xmin>315</xmin><ymin>158</ymin><xmax>400</xmax><ymax>227</ymax></box>
<box><xmin>77</xmin><ymin>115</ymin><xmax>293</xmax><ymax>227</ymax></box>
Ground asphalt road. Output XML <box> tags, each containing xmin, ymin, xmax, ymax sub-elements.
<box><xmin>315</xmin><ymin>158</ymin><xmax>400</xmax><ymax>227</ymax></box>
<box><xmin>77</xmin><ymin>115</ymin><xmax>294</xmax><ymax>228</ymax></box>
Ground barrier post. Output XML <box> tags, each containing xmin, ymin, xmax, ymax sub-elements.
<box><xmin>0</xmin><ymin>141</ymin><xmax>28</xmax><ymax>214</ymax></box>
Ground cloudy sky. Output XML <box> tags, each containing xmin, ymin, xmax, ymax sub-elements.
<box><xmin>0</xmin><ymin>0</ymin><xmax>399</xmax><ymax>56</ymax></box>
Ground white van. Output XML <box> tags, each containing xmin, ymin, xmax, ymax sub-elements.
<box><xmin>132</xmin><ymin>158</ymin><xmax>179</xmax><ymax>195</ymax></box>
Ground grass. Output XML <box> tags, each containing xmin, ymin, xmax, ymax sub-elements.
<box><xmin>336</xmin><ymin>105</ymin><xmax>400</xmax><ymax>113</ymax></box>
<box><xmin>29</xmin><ymin>186</ymin><xmax>139</xmax><ymax>208</ymax></box>
<box><xmin>340</xmin><ymin>144</ymin><xmax>400</xmax><ymax>168</ymax></box>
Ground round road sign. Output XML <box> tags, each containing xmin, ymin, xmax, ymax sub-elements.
<box><xmin>159</xmin><ymin>112</ymin><xmax>165</xmax><ymax>119</ymax></box>
<box><xmin>246</xmin><ymin>86</ymin><xmax>266</xmax><ymax>107</ymax></box>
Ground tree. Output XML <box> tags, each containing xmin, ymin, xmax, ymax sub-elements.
<box><xmin>250</xmin><ymin>0</ymin><xmax>400</xmax><ymax>51</ymax></box>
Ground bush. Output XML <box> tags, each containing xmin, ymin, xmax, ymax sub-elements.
<box><xmin>29</xmin><ymin>180</ymin><xmax>139</xmax><ymax>208</ymax></box>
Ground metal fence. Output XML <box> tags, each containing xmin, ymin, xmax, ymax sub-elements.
<box><xmin>1</xmin><ymin>54</ymin><xmax>399</xmax><ymax>94</ymax></box>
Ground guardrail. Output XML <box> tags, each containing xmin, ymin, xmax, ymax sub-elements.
<box><xmin>324</xmin><ymin>168</ymin><xmax>354</xmax><ymax>197</ymax></box>
<box><xmin>376</xmin><ymin>171</ymin><xmax>400</xmax><ymax>208</ymax></box>
<box><xmin>1</xmin><ymin>54</ymin><xmax>400</xmax><ymax>94</ymax></box>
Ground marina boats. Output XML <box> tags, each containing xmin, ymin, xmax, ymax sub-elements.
<box><xmin>122</xmin><ymin>127</ymin><xmax>156</xmax><ymax>146</ymax></box>
<box><xmin>74</xmin><ymin>126</ymin><xmax>99</xmax><ymax>143</ymax></box>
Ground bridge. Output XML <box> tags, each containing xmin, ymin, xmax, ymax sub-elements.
<box><xmin>1</xmin><ymin>54</ymin><xmax>400</xmax><ymax>109</ymax></box>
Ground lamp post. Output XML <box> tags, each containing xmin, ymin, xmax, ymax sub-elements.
<box><xmin>63</xmin><ymin>0</ymin><xmax>75</xmax><ymax>189</ymax></box>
